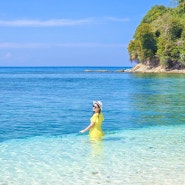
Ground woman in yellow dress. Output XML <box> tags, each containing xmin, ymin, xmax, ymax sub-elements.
<box><xmin>80</xmin><ymin>101</ymin><xmax>104</xmax><ymax>140</ymax></box>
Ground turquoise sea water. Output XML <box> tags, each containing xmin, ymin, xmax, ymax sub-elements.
<box><xmin>0</xmin><ymin>67</ymin><xmax>185</xmax><ymax>185</ymax></box>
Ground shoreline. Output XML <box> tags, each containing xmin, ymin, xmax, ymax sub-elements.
<box><xmin>125</xmin><ymin>63</ymin><xmax>185</xmax><ymax>74</ymax></box>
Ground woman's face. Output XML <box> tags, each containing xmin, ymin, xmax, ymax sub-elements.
<box><xmin>93</xmin><ymin>103</ymin><xmax>100</xmax><ymax>113</ymax></box>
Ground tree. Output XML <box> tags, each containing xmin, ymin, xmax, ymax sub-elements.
<box><xmin>128</xmin><ymin>1</ymin><xmax>185</xmax><ymax>69</ymax></box>
<box><xmin>142</xmin><ymin>5</ymin><xmax>169</xmax><ymax>24</ymax></box>
<box><xmin>128</xmin><ymin>23</ymin><xmax>157</xmax><ymax>64</ymax></box>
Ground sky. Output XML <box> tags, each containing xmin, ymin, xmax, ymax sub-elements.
<box><xmin>0</xmin><ymin>0</ymin><xmax>171</xmax><ymax>67</ymax></box>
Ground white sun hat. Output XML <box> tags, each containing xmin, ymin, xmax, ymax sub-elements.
<box><xmin>93</xmin><ymin>100</ymin><xmax>103</xmax><ymax>110</ymax></box>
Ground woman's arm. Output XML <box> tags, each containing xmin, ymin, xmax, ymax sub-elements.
<box><xmin>80</xmin><ymin>122</ymin><xmax>95</xmax><ymax>133</ymax></box>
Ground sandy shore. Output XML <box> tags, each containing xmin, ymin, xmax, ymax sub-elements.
<box><xmin>126</xmin><ymin>63</ymin><xmax>185</xmax><ymax>74</ymax></box>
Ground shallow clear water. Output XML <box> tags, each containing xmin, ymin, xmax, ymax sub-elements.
<box><xmin>0</xmin><ymin>67</ymin><xmax>185</xmax><ymax>184</ymax></box>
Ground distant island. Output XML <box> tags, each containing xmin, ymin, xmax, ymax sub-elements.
<box><xmin>128</xmin><ymin>0</ymin><xmax>185</xmax><ymax>73</ymax></box>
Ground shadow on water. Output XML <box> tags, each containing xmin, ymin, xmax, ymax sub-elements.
<box><xmin>133</xmin><ymin>72</ymin><xmax>185</xmax><ymax>79</ymax></box>
<box><xmin>103</xmin><ymin>136</ymin><xmax>124</xmax><ymax>142</ymax></box>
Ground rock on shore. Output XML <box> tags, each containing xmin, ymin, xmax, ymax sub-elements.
<box><xmin>126</xmin><ymin>63</ymin><xmax>185</xmax><ymax>73</ymax></box>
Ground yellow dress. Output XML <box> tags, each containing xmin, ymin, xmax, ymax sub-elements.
<box><xmin>89</xmin><ymin>113</ymin><xmax>104</xmax><ymax>140</ymax></box>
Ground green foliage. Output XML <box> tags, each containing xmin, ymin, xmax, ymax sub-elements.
<box><xmin>128</xmin><ymin>1</ymin><xmax>185</xmax><ymax>69</ymax></box>
<box><xmin>142</xmin><ymin>5</ymin><xmax>169</xmax><ymax>24</ymax></box>
<box><xmin>169</xmin><ymin>23</ymin><xmax>183</xmax><ymax>40</ymax></box>
<box><xmin>177</xmin><ymin>1</ymin><xmax>185</xmax><ymax>13</ymax></box>
<box><xmin>128</xmin><ymin>40</ymin><xmax>140</xmax><ymax>62</ymax></box>
<box><xmin>128</xmin><ymin>23</ymin><xmax>157</xmax><ymax>63</ymax></box>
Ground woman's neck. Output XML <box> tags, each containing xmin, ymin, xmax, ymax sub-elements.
<box><xmin>95</xmin><ymin>111</ymin><xmax>100</xmax><ymax>114</ymax></box>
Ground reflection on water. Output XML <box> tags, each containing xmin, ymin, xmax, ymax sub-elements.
<box><xmin>128</xmin><ymin>73</ymin><xmax>185</xmax><ymax>127</ymax></box>
<box><xmin>90</xmin><ymin>140</ymin><xmax>104</xmax><ymax>158</ymax></box>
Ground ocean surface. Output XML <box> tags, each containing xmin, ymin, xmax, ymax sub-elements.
<box><xmin>0</xmin><ymin>67</ymin><xmax>185</xmax><ymax>185</ymax></box>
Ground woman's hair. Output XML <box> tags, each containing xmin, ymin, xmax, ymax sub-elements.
<box><xmin>92</xmin><ymin>103</ymin><xmax>101</xmax><ymax>116</ymax></box>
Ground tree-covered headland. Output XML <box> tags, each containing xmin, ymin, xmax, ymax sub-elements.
<box><xmin>128</xmin><ymin>0</ymin><xmax>185</xmax><ymax>69</ymax></box>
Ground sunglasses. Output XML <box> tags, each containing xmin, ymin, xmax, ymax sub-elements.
<box><xmin>93</xmin><ymin>105</ymin><xmax>99</xmax><ymax>109</ymax></box>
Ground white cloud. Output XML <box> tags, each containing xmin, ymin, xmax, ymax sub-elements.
<box><xmin>0</xmin><ymin>18</ymin><xmax>94</xmax><ymax>27</ymax></box>
<box><xmin>0</xmin><ymin>17</ymin><xmax>129</xmax><ymax>27</ymax></box>
<box><xmin>106</xmin><ymin>17</ymin><xmax>130</xmax><ymax>22</ymax></box>
<box><xmin>0</xmin><ymin>43</ymin><xmax>48</xmax><ymax>48</ymax></box>
<box><xmin>0</xmin><ymin>42</ymin><xmax>126</xmax><ymax>49</ymax></box>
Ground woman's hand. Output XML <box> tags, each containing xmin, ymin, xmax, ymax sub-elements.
<box><xmin>79</xmin><ymin>130</ymin><xmax>85</xmax><ymax>133</ymax></box>
<box><xmin>79</xmin><ymin>122</ymin><xmax>95</xmax><ymax>134</ymax></box>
